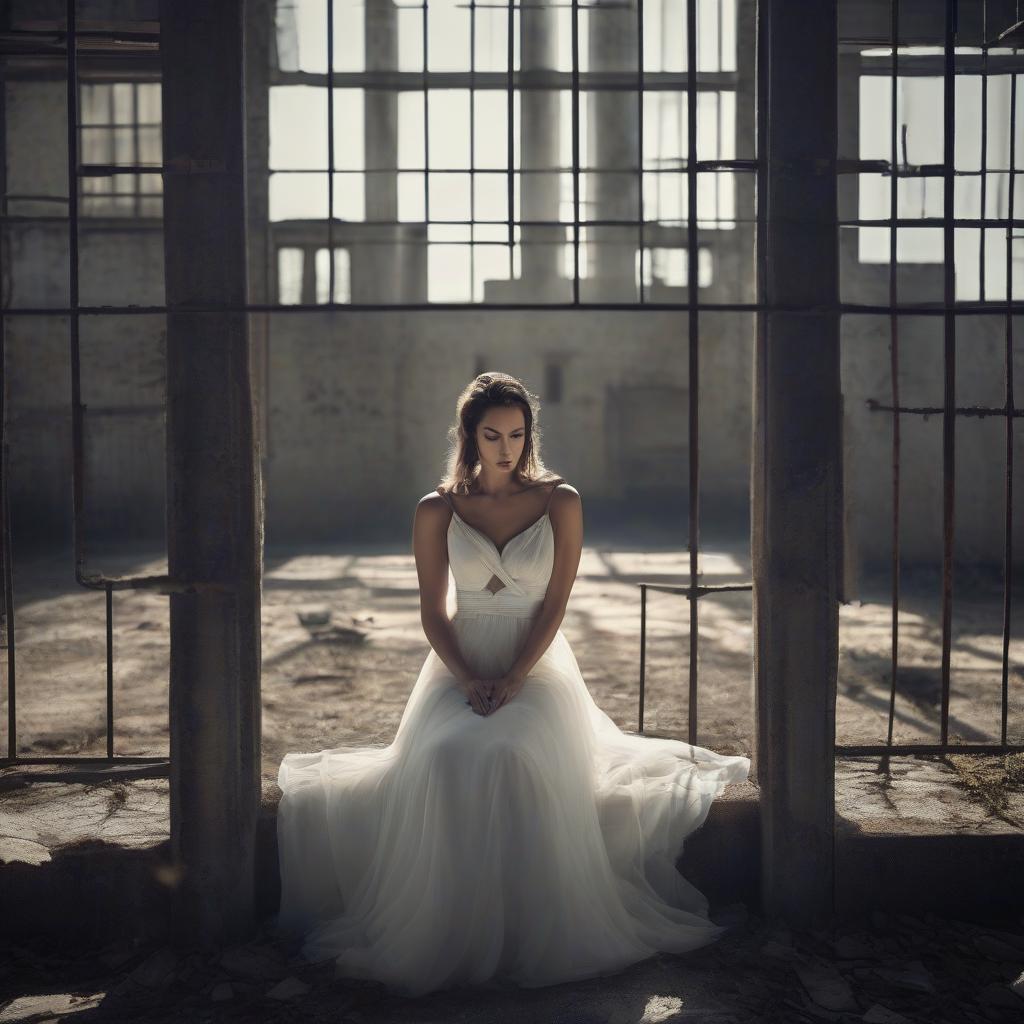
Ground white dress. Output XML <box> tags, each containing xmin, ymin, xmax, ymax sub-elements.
<box><xmin>275</xmin><ymin>481</ymin><xmax>751</xmax><ymax>997</ymax></box>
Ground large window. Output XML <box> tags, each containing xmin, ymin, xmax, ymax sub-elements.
<box><xmin>79</xmin><ymin>81</ymin><xmax>163</xmax><ymax>218</ymax></box>
<box><xmin>269</xmin><ymin>0</ymin><xmax>743</xmax><ymax>305</ymax></box>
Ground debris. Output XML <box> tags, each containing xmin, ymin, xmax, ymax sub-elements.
<box><xmin>795</xmin><ymin>963</ymin><xmax>858</xmax><ymax>1012</ymax></box>
<box><xmin>978</xmin><ymin>981</ymin><xmax>1024</xmax><ymax>1009</ymax></box>
<box><xmin>127</xmin><ymin>946</ymin><xmax>178</xmax><ymax>989</ymax></box>
<box><xmin>871</xmin><ymin>960</ymin><xmax>936</xmax><ymax>994</ymax></box>
<box><xmin>266</xmin><ymin>975</ymin><xmax>311</xmax><ymax>1000</ymax></box>
<box><xmin>862</xmin><ymin>1006</ymin><xmax>912</xmax><ymax>1024</ymax></box>
<box><xmin>210</xmin><ymin>981</ymin><xmax>234</xmax><ymax>1002</ymax></box>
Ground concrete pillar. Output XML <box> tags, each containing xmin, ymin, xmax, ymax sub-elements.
<box><xmin>520</xmin><ymin>3</ymin><xmax>562</xmax><ymax>284</ymax></box>
<box><xmin>160</xmin><ymin>0</ymin><xmax>263</xmax><ymax>945</ymax></box>
<box><xmin>246</xmin><ymin>0</ymin><xmax>272</xmax><ymax>462</ymax></box>
<box><xmin>753</xmin><ymin>0</ymin><xmax>839</xmax><ymax>925</ymax></box>
<box><xmin>353</xmin><ymin>0</ymin><xmax>401</xmax><ymax>303</ymax></box>
<box><xmin>586</xmin><ymin>0</ymin><xmax>639</xmax><ymax>299</ymax></box>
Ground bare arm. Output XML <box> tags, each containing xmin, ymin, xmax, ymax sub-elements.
<box><xmin>413</xmin><ymin>493</ymin><xmax>476</xmax><ymax>685</ymax></box>
<box><xmin>506</xmin><ymin>484</ymin><xmax>583</xmax><ymax>682</ymax></box>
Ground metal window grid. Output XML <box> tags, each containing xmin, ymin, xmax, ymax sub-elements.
<box><xmin>1</xmin><ymin>0</ymin><xmax>1021</xmax><ymax>771</ymax></box>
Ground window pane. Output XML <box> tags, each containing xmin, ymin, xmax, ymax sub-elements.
<box><xmin>136</xmin><ymin>83</ymin><xmax>161</xmax><ymax>124</ymax></box>
<box><xmin>278</xmin><ymin>247</ymin><xmax>304</xmax><ymax>304</ymax></box>
<box><xmin>277</xmin><ymin>0</ymin><xmax>328</xmax><ymax>73</ymax></box>
<box><xmin>112</xmin><ymin>83</ymin><xmax>134</xmax><ymax>124</ymax></box>
<box><xmin>80</xmin><ymin>84</ymin><xmax>110</xmax><ymax>125</ymax></box>
<box><xmin>427</xmin><ymin>0</ymin><xmax>471</xmax><ymax>72</ymax></box>
<box><xmin>398</xmin><ymin>92</ymin><xmax>425</xmax><ymax>169</ymax></box>
<box><xmin>331</xmin><ymin>172</ymin><xmax>366</xmax><ymax>221</ymax></box>
<box><xmin>398</xmin><ymin>171</ymin><xmax>425</xmax><ymax>221</ymax></box>
<box><xmin>332</xmin><ymin>0</ymin><xmax>364</xmax><ymax>72</ymax></box>
<box><xmin>474</xmin><ymin>91</ymin><xmax>509</xmax><ymax>170</ymax></box>
<box><xmin>428</xmin><ymin>243</ymin><xmax>471</xmax><ymax>301</ymax></box>
<box><xmin>270</xmin><ymin>86</ymin><xmax>328</xmax><ymax>170</ymax></box>
<box><xmin>332</xmin><ymin>88</ymin><xmax>365</xmax><ymax>171</ymax></box>
<box><xmin>429</xmin><ymin>172</ymin><xmax>471</xmax><ymax>220</ymax></box>
<box><xmin>429</xmin><ymin>90</ymin><xmax>471</xmax><ymax>169</ymax></box>
<box><xmin>270</xmin><ymin>172</ymin><xmax>329</xmax><ymax>220</ymax></box>
<box><xmin>398</xmin><ymin>5</ymin><xmax>424</xmax><ymax>72</ymax></box>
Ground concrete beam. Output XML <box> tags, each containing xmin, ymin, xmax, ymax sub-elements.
<box><xmin>160</xmin><ymin>0</ymin><xmax>263</xmax><ymax>945</ymax></box>
<box><xmin>753</xmin><ymin>0</ymin><xmax>840</xmax><ymax>925</ymax></box>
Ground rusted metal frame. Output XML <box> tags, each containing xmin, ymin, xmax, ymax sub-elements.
<box><xmin>1001</xmin><ymin>33</ymin><xmax>1017</xmax><ymax>747</ymax></box>
<box><xmin>65</xmin><ymin>0</ymin><xmax>88</xmax><ymax>589</ymax></box>
<box><xmin>266</xmin><ymin>161</ymin><xmax>744</xmax><ymax>175</ymax></box>
<box><xmin>640</xmin><ymin>581</ymin><xmax>752</xmax><ymax>595</ymax></box>
<box><xmin>639</xmin><ymin>583</ymin><xmax>647</xmax><ymax>732</ymax></box>
<box><xmin>105</xmin><ymin>583</ymin><xmax>114</xmax><ymax>757</ymax></box>
<box><xmin>0</xmin><ymin>756</ymin><xmax>168</xmax><ymax>768</ymax></box>
<box><xmin>327</xmin><ymin>0</ymin><xmax>335</xmax><ymax>303</ymax></box>
<box><xmin>884</xmin><ymin>0</ymin><xmax>901</xmax><ymax>756</ymax></box>
<box><xmin>686</xmin><ymin>0</ymin><xmax>700</xmax><ymax>747</ymax></box>
<box><xmin>980</xmin><ymin>3</ymin><xmax>989</xmax><ymax>302</ymax></box>
<box><xmin>506</xmin><ymin>0</ymin><xmax>514</xmax><ymax>277</ymax></box>
<box><xmin>637</xmin><ymin>0</ymin><xmax>645</xmax><ymax>304</ymax></box>
<box><xmin>868</xmin><ymin>400</ymin><xmax>1022</xmax><ymax>417</ymax></box>
<box><xmin>470</xmin><ymin>0</ymin><xmax>477</xmax><ymax>294</ymax></box>
<box><xmin>270</xmin><ymin>67</ymin><xmax>739</xmax><ymax>91</ymax></box>
<box><xmin>423</xmin><ymin>2</ymin><xmax>431</xmax><ymax>242</ymax></box>
<box><xmin>0</xmin><ymin>314</ymin><xmax>14</xmax><ymax>760</ymax></box>
<box><xmin>131</xmin><ymin>80</ymin><xmax>140</xmax><ymax>217</ymax></box>
<box><xmin>0</xmin><ymin>59</ymin><xmax>15</xmax><ymax>761</ymax></box>
<box><xmin>861</xmin><ymin>52</ymin><xmax>1023</xmax><ymax>77</ymax></box>
<box><xmin>838</xmin><ymin>743</ymin><xmax>1024</xmax><ymax>756</ymax></box>
<box><xmin>939</xmin><ymin>0</ymin><xmax>956</xmax><ymax>748</ymax></box>
<box><xmin>637</xmin><ymin>578</ymin><xmax>752</xmax><ymax>736</ymax></box>
<box><xmin>571</xmin><ymin>0</ymin><xmax>579</xmax><ymax>302</ymax></box>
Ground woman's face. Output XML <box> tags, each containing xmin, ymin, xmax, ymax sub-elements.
<box><xmin>475</xmin><ymin>405</ymin><xmax>527</xmax><ymax>475</ymax></box>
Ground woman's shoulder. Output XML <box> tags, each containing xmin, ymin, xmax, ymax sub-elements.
<box><xmin>544</xmin><ymin>476</ymin><xmax>580</xmax><ymax>513</ymax></box>
<box><xmin>417</xmin><ymin>487</ymin><xmax>454</xmax><ymax>520</ymax></box>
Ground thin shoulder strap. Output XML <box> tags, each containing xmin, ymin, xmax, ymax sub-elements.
<box><xmin>544</xmin><ymin>477</ymin><xmax>565</xmax><ymax>514</ymax></box>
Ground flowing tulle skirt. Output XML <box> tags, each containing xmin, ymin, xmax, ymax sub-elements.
<box><xmin>275</xmin><ymin>612</ymin><xmax>750</xmax><ymax>997</ymax></box>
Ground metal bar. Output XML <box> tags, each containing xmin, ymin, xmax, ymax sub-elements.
<box><xmin>131</xmin><ymin>80</ymin><xmax>140</xmax><ymax>218</ymax></box>
<box><xmin>686</xmin><ymin>0</ymin><xmax>699</xmax><ymax>748</ymax></box>
<box><xmin>571</xmin><ymin>0</ymin><xmax>580</xmax><ymax>303</ymax></box>
<box><xmin>939</xmin><ymin>0</ymin><xmax>956</xmax><ymax>747</ymax></box>
<box><xmin>423</xmin><ymin>1</ymin><xmax>430</xmax><ymax>230</ymax></box>
<box><xmin>66</xmin><ymin>0</ymin><xmax>86</xmax><ymax>587</ymax></box>
<box><xmin>637</xmin><ymin>0</ymin><xmax>644</xmax><ymax>304</ymax></box>
<box><xmin>884</xmin><ymin>0</ymin><xmax>901</xmax><ymax>757</ymax></box>
<box><xmin>105</xmin><ymin>583</ymin><xmax>114</xmax><ymax>758</ymax></box>
<box><xmin>327</xmin><ymin>0</ymin><xmax>335</xmax><ymax>303</ymax></box>
<box><xmin>980</xmin><ymin>1</ymin><xmax>989</xmax><ymax>302</ymax></box>
<box><xmin>867</xmin><ymin>399</ymin><xmax>1024</xmax><ymax>417</ymax></box>
<box><xmin>506</xmin><ymin>0</ymin><xmax>514</xmax><ymax>277</ymax></box>
<box><xmin>1001</xmin><ymin>28</ymin><xmax>1017</xmax><ymax>747</ymax></box>
<box><xmin>639</xmin><ymin>583</ymin><xmax>646</xmax><ymax>733</ymax></box>
<box><xmin>264</xmin><ymin>68</ymin><xmax>742</xmax><ymax>90</ymax></box>
<box><xmin>10</xmin><ymin>298</ymin><xmax>1024</xmax><ymax>315</ymax></box>
<box><xmin>635</xmin><ymin>581</ymin><xmax>752</xmax><ymax>595</ymax></box>
<box><xmin>470</xmin><ymin>0</ymin><xmax>477</xmax><ymax>296</ymax></box>
<box><xmin>0</xmin><ymin>756</ymin><xmax>168</xmax><ymax>769</ymax></box>
<box><xmin>0</xmin><ymin>314</ymin><xmax>14</xmax><ymax>760</ymax></box>
<box><xmin>836</xmin><ymin>744</ymin><xmax>1024</xmax><ymax>756</ymax></box>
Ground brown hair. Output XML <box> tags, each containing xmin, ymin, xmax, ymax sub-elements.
<box><xmin>438</xmin><ymin>372</ymin><xmax>562</xmax><ymax>495</ymax></box>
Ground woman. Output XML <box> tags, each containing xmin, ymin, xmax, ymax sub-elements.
<box><xmin>275</xmin><ymin>372</ymin><xmax>750</xmax><ymax>997</ymax></box>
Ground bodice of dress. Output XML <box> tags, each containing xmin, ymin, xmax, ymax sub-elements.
<box><xmin>446</xmin><ymin>505</ymin><xmax>555</xmax><ymax>620</ymax></box>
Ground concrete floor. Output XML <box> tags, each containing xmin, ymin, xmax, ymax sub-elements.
<box><xmin>3</xmin><ymin>539</ymin><xmax>1022</xmax><ymax>781</ymax></box>
<box><xmin>2</xmin><ymin>906</ymin><xmax>1023</xmax><ymax>1023</ymax></box>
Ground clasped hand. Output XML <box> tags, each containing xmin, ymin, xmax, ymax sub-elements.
<box><xmin>461</xmin><ymin>672</ymin><xmax>525</xmax><ymax>716</ymax></box>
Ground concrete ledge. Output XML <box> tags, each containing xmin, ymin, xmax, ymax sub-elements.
<box><xmin>4</xmin><ymin>774</ymin><xmax>1022</xmax><ymax>951</ymax></box>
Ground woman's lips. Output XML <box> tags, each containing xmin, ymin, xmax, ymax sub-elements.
<box><xmin>498</xmin><ymin>460</ymin><xmax>511</xmax><ymax>466</ymax></box>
